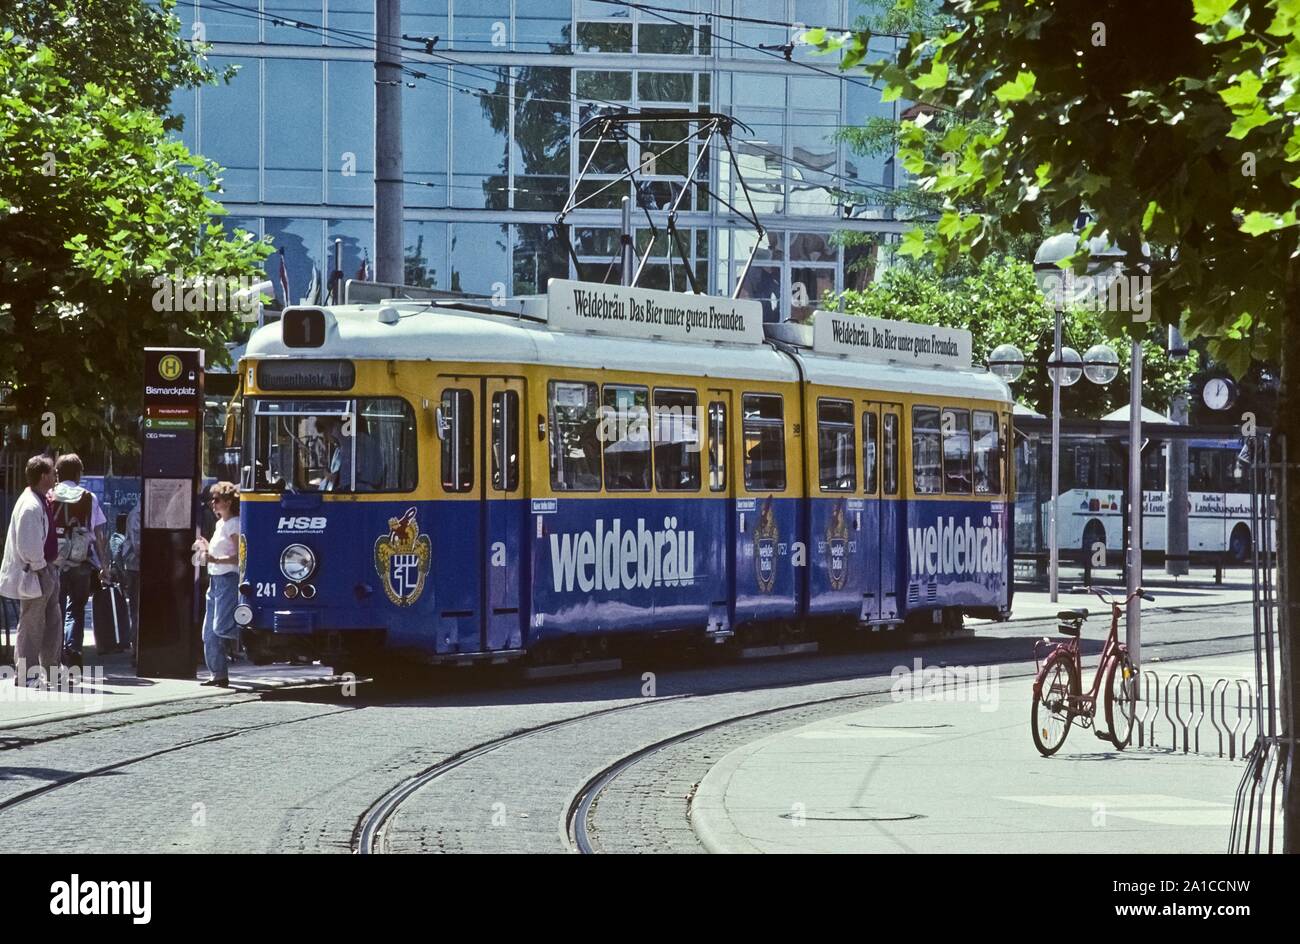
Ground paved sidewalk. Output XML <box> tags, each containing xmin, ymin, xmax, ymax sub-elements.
<box><xmin>690</xmin><ymin>648</ymin><xmax>1258</xmax><ymax>854</ymax></box>
<box><xmin>0</xmin><ymin>646</ymin><xmax>343</xmax><ymax>730</ymax></box>
<box><xmin>989</xmin><ymin>567</ymin><xmax>1254</xmax><ymax>623</ymax></box>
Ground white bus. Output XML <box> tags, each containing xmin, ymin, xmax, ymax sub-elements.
<box><xmin>1025</xmin><ymin>437</ymin><xmax>1260</xmax><ymax>563</ymax></box>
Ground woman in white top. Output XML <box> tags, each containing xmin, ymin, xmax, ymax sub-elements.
<box><xmin>194</xmin><ymin>482</ymin><xmax>241</xmax><ymax>686</ymax></box>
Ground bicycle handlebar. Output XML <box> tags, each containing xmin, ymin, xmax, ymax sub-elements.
<box><xmin>1083</xmin><ymin>586</ymin><xmax>1155</xmax><ymax>607</ymax></box>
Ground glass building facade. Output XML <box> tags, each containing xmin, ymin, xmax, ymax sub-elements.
<box><xmin>170</xmin><ymin>0</ymin><xmax>905</xmax><ymax>321</ymax></box>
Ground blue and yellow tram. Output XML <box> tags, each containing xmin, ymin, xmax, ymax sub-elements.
<box><xmin>232</xmin><ymin>280</ymin><xmax>1014</xmax><ymax>668</ymax></box>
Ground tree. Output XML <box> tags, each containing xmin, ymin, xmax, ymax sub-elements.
<box><xmin>838</xmin><ymin>257</ymin><xmax>1198</xmax><ymax>417</ymax></box>
<box><xmin>0</xmin><ymin>0</ymin><xmax>269</xmax><ymax>454</ymax></box>
<box><xmin>819</xmin><ymin>0</ymin><xmax>1300</xmax><ymax>850</ymax></box>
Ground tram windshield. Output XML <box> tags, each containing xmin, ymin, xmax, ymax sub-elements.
<box><xmin>243</xmin><ymin>397</ymin><xmax>417</xmax><ymax>493</ymax></box>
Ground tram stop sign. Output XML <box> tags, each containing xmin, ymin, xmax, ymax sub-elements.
<box><xmin>138</xmin><ymin>347</ymin><xmax>205</xmax><ymax>679</ymax></box>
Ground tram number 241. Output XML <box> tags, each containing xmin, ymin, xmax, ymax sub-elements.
<box><xmin>255</xmin><ymin>582</ymin><xmax>278</xmax><ymax>598</ymax></box>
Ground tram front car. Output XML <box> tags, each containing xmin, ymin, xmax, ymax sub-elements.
<box><xmin>234</xmin><ymin>307</ymin><xmax>431</xmax><ymax>671</ymax></box>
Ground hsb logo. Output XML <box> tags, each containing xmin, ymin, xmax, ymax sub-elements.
<box><xmin>277</xmin><ymin>517</ymin><xmax>327</xmax><ymax>532</ymax></box>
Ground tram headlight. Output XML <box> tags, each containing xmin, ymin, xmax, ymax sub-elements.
<box><xmin>279</xmin><ymin>544</ymin><xmax>317</xmax><ymax>582</ymax></box>
<box><xmin>233</xmin><ymin>604</ymin><xmax>253</xmax><ymax>627</ymax></box>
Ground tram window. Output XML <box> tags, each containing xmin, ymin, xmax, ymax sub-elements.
<box><xmin>742</xmin><ymin>393</ymin><xmax>786</xmax><ymax>491</ymax></box>
<box><xmin>817</xmin><ymin>399</ymin><xmax>856</xmax><ymax>492</ymax></box>
<box><xmin>440</xmin><ymin>388</ymin><xmax>474</xmax><ymax>493</ymax></box>
<box><xmin>708</xmin><ymin>401</ymin><xmax>727</xmax><ymax>492</ymax></box>
<box><xmin>491</xmin><ymin>390</ymin><xmax>519</xmax><ymax>492</ymax></box>
<box><xmin>601</xmin><ymin>384</ymin><xmax>651</xmax><ymax>491</ymax></box>
<box><xmin>912</xmin><ymin>406</ymin><xmax>942</xmax><ymax>495</ymax></box>
<box><xmin>941</xmin><ymin>407</ymin><xmax>972</xmax><ymax>494</ymax></box>
<box><xmin>862</xmin><ymin>411</ymin><xmax>878</xmax><ymax>495</ymax></box>
<box><xmin>549</xmin><ymin>380</ymin><xmax>601</xmax><ymax>491</ymax></box>
<box><xmin>245</xmin><ymin>397</ymin><xmax>416</xmax><ymax>494</ymax></box>
<box><xmin>883</xmin><ymin>413</ymin><xmax>899</xmax><ymax>495</ymax></box>
<box><xmin>973</xmin><ymin>410</ymin><xmax>1000</xmax><ymax>495</ymax></box>
<box><xmin>653</xmin><ymin>389</ymin><xmax>700</xmax><ymax>491</ymax></box>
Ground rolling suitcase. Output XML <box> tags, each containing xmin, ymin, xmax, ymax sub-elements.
<box><xmin>92</xmin><ymin>582</ymin><xmax>130</xmax><ymax>654</ymax></box>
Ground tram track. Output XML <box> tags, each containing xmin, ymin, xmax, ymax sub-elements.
<box><xmin>0</xmin><ymin>704</ymin><xmax>360</xmax><ymax>815</ymax></box>
<box><xmin>352</xmin><ymin>616</ymin><xmax>1256</xmax><ymax>854</ymax></box>
<box><xmin>565</xmin><ymin>629</ymin><xmax>1261</xmax><ymax>853</ymax></box>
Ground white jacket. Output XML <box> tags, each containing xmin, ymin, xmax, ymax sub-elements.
<box><xmin>0</xmin><ymin>487</ymin><xmax>49</xmax><ymax>600</ymax></box>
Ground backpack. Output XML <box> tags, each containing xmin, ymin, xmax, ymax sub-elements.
<box><xmin>53</xmin><ymin>492</ymin><xmax>93</xmax><ymax>571</ymax></box>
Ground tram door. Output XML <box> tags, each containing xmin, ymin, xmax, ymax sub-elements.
<box><xmin>707</xmin><ymin>390</ymin><xmax>735</xmax><ymax>635</ymax></box>
<box><xmin>483</xmin><ymin>377</ymin><xmax>526</xmax><ymax>651</ymax></box>
<box><xmin>863</xmin><ymin>400</ymin><xmax>903</xmax><ymax>622</ymax></box>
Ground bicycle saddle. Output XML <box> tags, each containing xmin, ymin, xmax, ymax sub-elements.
<box><xmin>1057</xmin><ymin>608</ymin><xmax>1089</xmax><ymax>622</ymax></box>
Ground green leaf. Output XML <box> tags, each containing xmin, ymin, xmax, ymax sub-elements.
<box><xmin>993</xmin><ymin>71</ymin><xmax>1036</xmax><ymax>103</ymax></box>
<box><xmin>1192</xmin><ymin>0</ymin><xmax>1237</xmax><ymax>25</ymax></box>
<box><xmin>1239</xmin><ymin>210</ymin><xmax>1297</xmax><ymax>234</ymax></box>
<box><xmin>913</xmin><ymin>59</ymin><xmax>949</xmax><ymax>91</ymax></box>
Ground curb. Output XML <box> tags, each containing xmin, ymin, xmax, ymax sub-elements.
<box><xmin>689</xmin><ymin>730</ymin><xmax>783</xmax><ymax>855</ymax></box>
<box><xmin>0</xmin><ymin>686</ymin><xmax>229</xmax><ymax>731</ymax></box>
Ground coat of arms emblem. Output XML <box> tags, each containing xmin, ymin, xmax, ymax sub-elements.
<box><xmin>826</xmin><ymin>500</ymin><xmax>849</xmax><ymax>590</ymax></box>
<box><xmin>754</xmin><ymin>497</ymin><xmax>779</xmax><ymax>593</ymax></box>
<box><xmin>373</xmin><ymin>507</ymin><xmax>432</xmax><ymax>606</ymax></box>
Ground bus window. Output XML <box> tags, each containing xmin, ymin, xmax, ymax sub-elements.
<box><xmin>602</xmin><ymin>384</ymin><xmax>651</xmax><ymax>491</ymax></box>
<box><xmin>862</xmin><ymin>410</ymin><xmax>878</xmax><ymax>495</ymax></box>
<box><xmin>973</xmin><ymin>410</ymin><xmax>1000</xmax><ymax>494</ymax></box>
<box><xmin>883</xmin><ymin>413</ymin><xmax>899</xmax><ymax>495</ymax></box>
<box><xmin>1142</xmin><ymin>445</ymin><xmax>1167</xmax><ymax>491</ymax></box>
<box><xmin>653</xmin><ymin>389</ymin><xmax>700</xmax><ymax>491</ymax></box>
<box><xmin>708</xmin><ymin>401</ymin><xmax>727</xmax><ymax>492</ymax></box>
<box><xmin>912</xmin><ymin>406</ymin><xmax>942</xmax><ymax>495</ymax></box>
<box><xmin>1189</xmin><ymin>447</ymin><xmax>1221</xmax><ymax>492</ymax></box>
<box><xmin>817</xmin><ymin>399</ymin><xmax>856</xmax><ymax>491</ymax></box>
<box><xmin>743</xmin><ymin>393</ymin><xmax>786</xmax><ymax>491</ymax></box>
<box><xmin>440</xmin><ymin>389</ymin><xmax>474</xmax><ymax>493</ymax></box>
<box><xmin>491</xmin><ymin>390</ymin><xmax>519</xmax><ymax>492</ymax></box>
<box><xmin>549</xmin><ymin>380</ymin><xmax>601</xmax><ymax>491</ymax></box>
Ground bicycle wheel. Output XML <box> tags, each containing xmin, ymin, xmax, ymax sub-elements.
<box><xmin>1103</xmin><ymin>652</ymin><xmax>1138</xmax><ymax>750</ymax></box>
<box><xmin>1031</xmin><ymin>651</ymin><xmax>1078</xmax><ymax>756</ymax></box>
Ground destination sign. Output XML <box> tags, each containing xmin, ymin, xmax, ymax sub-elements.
<box><xmin>256</xmin><ymin>358</ymin><xmax>355</xmax><ymax>391</ymax></box>
<box><xmin>812</xmin><ymin>311</ymin><xmax>972</xmax><ymax>369</ymax></box>
<box><xmin>547</xmin><ymin>279</ymin><xmax>764</xmax><ymax>346</ymax></box>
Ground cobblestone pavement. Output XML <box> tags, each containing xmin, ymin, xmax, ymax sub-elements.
<box><xmin>0</xmin><ymin>603</ymin><xmax>1254</xmax><ymax>853</ymax></box>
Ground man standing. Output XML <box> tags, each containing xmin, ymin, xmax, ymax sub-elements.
<box><xmin>0</xmin><ymin>455</ymin><xmax>60</xmax><ymax>685</ymax></box>
<box><xmin>49</xmin><ymin>454</ymin><xmax>111</xmax><ymax>663</ymax></box>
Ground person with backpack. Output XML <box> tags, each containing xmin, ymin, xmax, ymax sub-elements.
<box><xmin>0</xmin><ymin>455</ymin><xmax>60</xmax><ymax>686</ymax></box>
<box><xmin>48</xmin><ymin>454</ymin><xmax>110</xmax><ymax>664</ymax></box>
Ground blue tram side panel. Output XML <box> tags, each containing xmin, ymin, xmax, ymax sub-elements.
<box><xmin>235</xmin><ymin>282</ymin><xmax>1013</xmax><ymax>664</ymax></box>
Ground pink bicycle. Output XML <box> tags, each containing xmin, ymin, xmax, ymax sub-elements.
<box><xmin>1031</xmin><ymin>586</ymin><xmax>1153</xmax><ymax>756</ymax></box>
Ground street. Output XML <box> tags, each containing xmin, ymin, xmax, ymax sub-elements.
<box><xmin>0</xmin><ymin>598</ymin><xmax>1259</xmax><ymax>854</ymax></box>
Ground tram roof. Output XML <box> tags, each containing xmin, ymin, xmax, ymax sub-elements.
<box><xmin>245</xmin><ymin>291</ymin><xmax>1011</xmax><ymax>403</ymax></box>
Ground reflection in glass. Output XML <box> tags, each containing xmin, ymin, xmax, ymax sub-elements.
<box><xmin>790</xmin><ymin>266</ymin><xmax>834</xmax><ymax>323</ymax></box>
<box><xmin>454</xmin><ymin>0</ymin><xmax>510</xmax><ymax>49</ymax></box>
<box><xmin>405</xmin><ymin>72</ymin><xmax>449</xmax><ymax>208</ymax></box>
<box><xmin>265</xmin><ymin>219</ymin><xmax>324</xmax><ymax>306</ymax></box>
<box><xmin>450</xmin><ymin>223</ymin><xmax>509</xmax><ymax>295</ymax></box>
<box><xmin>403</xmin><ymin>221</ymin><xmax>449</xmax><ymax>289</ymax></box>
<box><xmin>265</xmin><ymin>59</ymin><xmax>324</xmax><ymax>204</ymax></box>
<box><xmin>326</xmin><ymin>219</ymin><xmax>373</xmax><ymax>300</ymax></box>
<box><xmin>517</xmin><ymin>0</ymin><xmax>574</xmax><ymax>51</ymax></box>
<box><xmin>452</xmin><ymin>67</ymin><xmax>510</xmax><ymax>209</ymax></box>
<box><xmin>577</xmin><ymin>22</ymin><xmax>632</xmax><ymax>52</ymax></box>
<box><xmin>639</xmin><ymin>24</ymin><xmax>694</xmax><ymax>55</ymax></box>
<box><xmin>512</xmin><ymin>224</ymin><xmax>570</xmax><ymax>295</ymax></box>
<box><xmin>509</xmin><ymin>67</ymin><xmax>571</xmax><ymax>211</ymax></box>
<box><xmin>326</xmin><ymin>61</ymin><xmax>374</xmax><ymax>206</ymax></box>
<box><xmin>201</xmin><ymin>58</ymin><xmax>258</xmax><ymax>202</ymax></box>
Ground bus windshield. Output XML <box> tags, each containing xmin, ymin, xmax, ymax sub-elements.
<box><xmin>243</xmin><ymin>397</ymin><xmax>417</xmax><ymax>493</ymax></box>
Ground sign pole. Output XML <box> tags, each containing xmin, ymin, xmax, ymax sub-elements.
<box><xmin>138</xmin><ymin>348</ymin><xmax>205</xmax><ymax>679</ymax></box>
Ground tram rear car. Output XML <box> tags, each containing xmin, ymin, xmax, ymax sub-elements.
<box><xmin>234</xmin><ymin>280</ymin><xmax>1013</xmax><ymax>669</ymax></box>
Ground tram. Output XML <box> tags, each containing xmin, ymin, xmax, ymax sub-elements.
<box><xmin>231</xmin><ymin>279</ymin><xmax>1014</xmax><ymax>670</ymax></box>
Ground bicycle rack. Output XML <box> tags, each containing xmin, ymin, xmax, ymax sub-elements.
<box><xmin>1163</xmin><ymin>673</ymin><xmax>1183</xmax><ymax>752</ymax></box>
<box><xmin>1184</xmin><ymin>674</ymin><xmax>1205</xmax><ymax>755</ymax></box>
<box><xmin>1235</xmin><ymin>679</ymin><xmax>1255</xmax><ymax>761</ymax></box>
<box><xmin>1210</xmin><ymin>678</ymin><xmax>1229</xmax><ymax>758</ymax></box>
<box><xmin>1137</xmin><ymin>670</ymin><xmax>1160</xmax><ymax>748</ymax></box>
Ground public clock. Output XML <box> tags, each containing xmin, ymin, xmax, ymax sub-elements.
<box><xmin>1202</xmin><ymin>377</ymin><xmax>1236</xmax><ymax>411</ymax></box>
